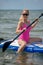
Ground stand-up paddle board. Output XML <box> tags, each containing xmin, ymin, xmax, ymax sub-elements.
<box><xmin>0</xmin><ymin>39</ymin><xmax>43</xmax><ymax>53</ymax></box>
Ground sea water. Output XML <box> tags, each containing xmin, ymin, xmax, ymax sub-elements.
<box><xmin>0</xmin><ymin>10</ymin><xmax>43</xmax><ymax>65</ymax></box>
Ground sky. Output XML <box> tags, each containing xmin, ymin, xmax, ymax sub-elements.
<box><xmin>0</xmin><ymin>0</ymin><xmax>43</xmax><ymax>10</ymax></box>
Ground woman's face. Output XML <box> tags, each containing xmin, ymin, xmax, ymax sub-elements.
<box><xmin>22</xmin><ymin>10</ymin><xmax>29</xmax><ymax>20</ymax></box>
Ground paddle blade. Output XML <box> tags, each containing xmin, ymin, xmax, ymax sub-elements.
<box><xmin>2</xmin><ymin>40</ymin><xmax>12</xmax><ymax>52</ymax></box>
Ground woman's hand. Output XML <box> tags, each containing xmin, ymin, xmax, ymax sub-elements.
<box><xmin>35</xmin><ymin>18</ymin><xmax>39</xmax><ymax>22</ymax></box>
<box><xmin>31</xmin><ymin>18</ymin><xmax>39</xmax><ymax>29</ymax></box>
<box><xmin>23</xmin><ymin>28</ymin><xmax>26</xmax><ymax>31</ymax></box>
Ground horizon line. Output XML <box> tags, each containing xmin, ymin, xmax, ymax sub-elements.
<box><xmin>0</xmin><ymin>9</ymin><xmax>43</xmax><ymax>10</ymax></box>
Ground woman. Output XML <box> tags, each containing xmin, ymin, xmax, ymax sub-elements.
<box><xmin>16</xmin><ymin>9</ymin><xmax>41</xmax><ymax>53</ymax></box>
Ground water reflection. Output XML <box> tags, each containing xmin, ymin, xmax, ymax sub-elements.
<box><xmin>0</xmin><ymin>50</ymin><xmax>43</xmax><ymax>65</ymax></box>
<box><xmin>16</xmin><ymin>52</ymin><xmax>34</xmax><ymax>65</ymax></box>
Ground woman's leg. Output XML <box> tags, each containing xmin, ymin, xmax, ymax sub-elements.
<box><xmin>17</xmin><ymin>40</ymin><xmax>26</xmax><ymax>53</ymax></box>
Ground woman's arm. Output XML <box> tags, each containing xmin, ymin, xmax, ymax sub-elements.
<box><xmin>31</xmin><ymin>19</ymin><xmax>39</xmax><ymax>29</ymax></box>
<box><xmin>16</xmin><ymin>21</ymin><xmax>23</xmax><ymax>34</ymax></box>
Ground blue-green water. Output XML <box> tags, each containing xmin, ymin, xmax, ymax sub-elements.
<box><xmin>0</xmin><ymin>10</ymin><xmax>43</xmax><ymax>65</ymax></box>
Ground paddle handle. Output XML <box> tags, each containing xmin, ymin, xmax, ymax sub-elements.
<box><xmin>13</xmin><ymin>13</ymin><xmax>43</xmax><ymax>41</ymax></box>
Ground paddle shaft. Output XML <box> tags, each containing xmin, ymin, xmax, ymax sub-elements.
<box><xmin>13</xmin><ymin>14</ymin><xmax>42</xmax><ymax>41</ymax></box>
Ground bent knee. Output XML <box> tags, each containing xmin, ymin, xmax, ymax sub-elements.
<box><xmin>22</xmin><ymin>42</ymin><xmax>26</xmax><ymax>47</ymax></box>
<box><xmin>18</xmin><ymin>39</ymin><xmax>27</xmax><ymax>45</ymax></box>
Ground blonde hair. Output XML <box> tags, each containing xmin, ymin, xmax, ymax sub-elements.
<box><xmin>22</xmin><ymin>9</ymin><xmax>29</xmax><ymax>15</ymax></box>
<box><xmin>19</xmin><ymin>15</ymin><xmax>24</xmax><ymax>22</ymax></box>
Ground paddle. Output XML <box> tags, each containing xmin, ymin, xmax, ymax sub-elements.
<box><xmin>2</xmin><ymin>13</ymin><xmax>43</xmax><ymax>52</ymax></box>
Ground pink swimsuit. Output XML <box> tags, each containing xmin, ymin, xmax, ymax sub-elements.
<box><xmin>18</xmin><ymin>21</ymin><xmax>32</xmax><ymax>43</ymax></box>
